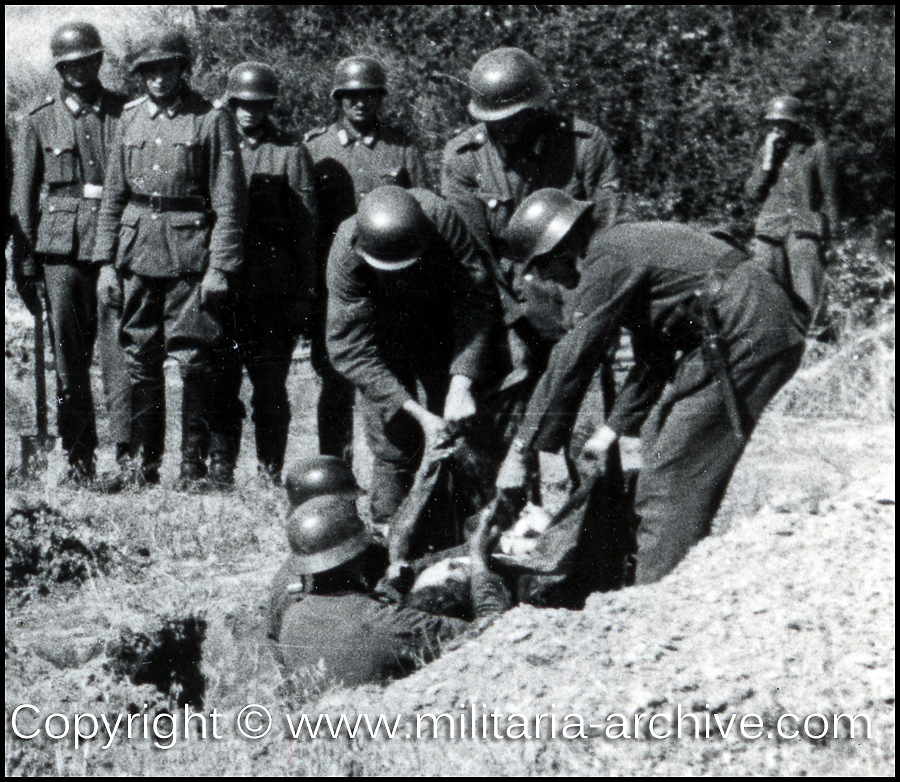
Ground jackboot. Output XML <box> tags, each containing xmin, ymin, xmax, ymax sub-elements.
<box><xmin>177</xmin><ymin>375</ymin><xmax>211</xmax><ymax>490</ymax></box>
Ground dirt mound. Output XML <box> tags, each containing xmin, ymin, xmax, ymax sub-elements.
<box><xmin>5</xmin><ymin>500</ymin><xmax>114</xmax><ymax>598</ymax></box>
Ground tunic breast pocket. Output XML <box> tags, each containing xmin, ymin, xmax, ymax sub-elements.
<box><xmin>174</xmin><ymin>139</ymin><xmax>203</xmax><ymax>181</ymax></box>
<box><xmin>125</xmin><ymin>140</ymin><xmax>146</xmax><ymax>176</ymax></box>
<box><xmin>43</xmin><ymin>145</ymin><xmax>78</xmax><ymax>184</ymax></box>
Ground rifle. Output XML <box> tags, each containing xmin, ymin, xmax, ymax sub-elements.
<box><xmin>19</xmin><ymin>281</ymin><xmax>56</xmax><ymax>476</ymax></box>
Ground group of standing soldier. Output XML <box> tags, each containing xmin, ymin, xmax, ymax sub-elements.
<box><xmin>10</xmin><ymin>22</ymin><xmax>838</xmax><ymax>605</ymax></box>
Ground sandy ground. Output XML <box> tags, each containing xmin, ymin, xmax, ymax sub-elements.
<box><xmin>4</xmin><ymin>281</ymin><xmax>895</xmax><ymax>775</ymax></box>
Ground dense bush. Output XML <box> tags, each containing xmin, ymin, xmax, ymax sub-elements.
<box><xmin>6</xmin><ymin>6</ymin><xmax>894</xmax><ymax>337</ymax></box>
<box><xmin>7</xmin><ymin>6</ymin><xmax>893</xmax><ymax>230</ymax></box>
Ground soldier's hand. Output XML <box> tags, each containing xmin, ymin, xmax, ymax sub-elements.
<box><xmin>96</xmin><ymin>264</ymin><xmax>123</xmax><ymax>309</ymax></box>
<box><xmin>582</xmin><ymin>424</ymin><xmax>618</xmax><ymax>464</ymax></box>
<box><xmin>402</xmin><ymin>400</ymin><xmax>454</xmax><ymax>457</ymax></box>
<box><xmin>762</xmin><ymin>129</ymin><xmax>787</xmax><ymax>171</ymax></box>
<box><xmin>443</xmin><ymin>375</ymin><xmax>477</xmax><ymax>424</ymax></box>
<box><xmin>16</xmin><ymin>276</ymin><xmax>41</xmax><ymax>317</ymax></box>
<box><xmin>495</xmin><ymin>449</ymin><xmax>529</xmax><ymax>492</ymax></box>
<box><xmin>200</xmin><ymin>268</ymin><xmax>229</xmax><ymax>308</ymax></box>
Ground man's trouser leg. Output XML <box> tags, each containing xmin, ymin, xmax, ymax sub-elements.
<box><xmin>206</xmin><ymin>298</ymin><xmax>243</xmax><ymax>480</ymax></box>
<box><xmin>632</xmin><ymin>336</ymin><xmax>804</xmax><ymax>585</ymax></box>
<box><xmin>363</xmin><ymin>400</ymin><xmax>422</xmax><ymax>526</ymax></box>
<box><xmin>309</xmin><ymin>319</ymin><xmax>355</xmax><ymax>462</ymax></box>
<box><xmin>785</xmin><ymin>233</ymin><xmax>826</xmax><ymax>329</ymax></box>
<box><xmin>120</xmin><ymin>274</ymin><xmax>167</xmax><ymax>477</ymax></box>
<box><xmin>42</xmin><ymin>260</ymin><xmax>99</xmax><ymax>471</ymax></box>
<box><xmin>96</xmin><ymin>285</ymin><xmax>132</xmax><ymax>463</ymax></box>
<box><xmin>242</xmin><ymin>312</ymin><xmax>296</xmax><ymax>478</ymax></box>
<box><xmin>162</xmin><ymin>276</ymin><xmax>219</xmax><ymax>480</ymax></box>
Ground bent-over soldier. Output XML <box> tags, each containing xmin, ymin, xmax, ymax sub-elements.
<box><xmin>93</xmin><ymin>30</ymin><xmax>245</xmax><ymax>490</ymax></box>
<box><xmin>11</xmin><ymin>21</ymin><xmax>131</xmax><ymax>484</ymax></box>
<box><xmin>495</xmin><ymin>193</ymin><xmax>807</xmax><ymax>586</ymax></box>
<box><xmin>213</xmin><ymin>62</ymin><xmax>318</xmax><ymax>484</ymax></box>
<box><xmin>326</xmin><ymin>186</ymin><xmax>496</xmax><ymax>527</ymax></box>
<box><xmin>305</xmin><ymin>56</ymin><xmax>429</xmax><ymax>463</ymax></box>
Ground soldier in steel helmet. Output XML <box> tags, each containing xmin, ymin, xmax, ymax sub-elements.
<box><xmin>304</xmin><ymin>56</ymin><xmax>429</xmax><ymax>465</ymax></box>
<box><xmin>211</xmin><ymin>62</ymin><xmax>318</xmax><ymax>485</ymax></box>
<box><xmin>325</xmin><ymin>186</ymin><xmax>497</xmax><ymax>530</ymax></box>
<box><xmin>267</xmin><ymin>488</ymin><xmax>509</xmax><ymax>688</ymax></box>
<box><xmin>745</xmin><ymin>95</ymin><xmax>839</xmax><ymax>330</ymax></box>
<box><xmin>92</xmin><ymin>29</ymin><xmax>246</xmax><ymax>491</ymax></box>
<box><xmin>441</xmin><ymin>48</ymin><xmax>619</xmax><ymax>282</ymax></box>
<box><xmin>11</xmin><ymin>21</ymin><xmax>132</xmax><ymax>485</ymax></box>
<box><xmin>492</xmin><ymin>190</ymin><xmax>807</xmax><ymax>587</ymax></box>
<box><xmin>284</xmin><ymin>455</ymin><xmax>361</xmax><ymax>508</ymax></box>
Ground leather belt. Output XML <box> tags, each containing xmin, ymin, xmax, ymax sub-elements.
<box><xmin>47</xmin><ymin>183</ymin><xmax>104</xmax><ymax>199</ymax></box>
<box><xmin>130</xmin><ymin>193</ymin><xmax>208</xmax><ymax>212</ymax></box>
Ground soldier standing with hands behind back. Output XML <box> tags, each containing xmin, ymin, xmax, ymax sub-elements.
<box><xmin>213</xmin><ymin>62</ymin><xmax>319</xmax><ymax>485</ymax></box>
<box><xmin>93</xmin><ymin>29</ymin><xmax>246</xmax><ymax>491</ymax></box>
<box><xmin>12</xmin><ymin>22</ymin><xmax>131</xmax><ymax>485</ymax></box>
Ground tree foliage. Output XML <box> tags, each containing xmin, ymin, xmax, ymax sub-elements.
<box><xmin>180</xmin><ymin>5</ymin><xmax>894</xmax><ymax>231</ymax></box>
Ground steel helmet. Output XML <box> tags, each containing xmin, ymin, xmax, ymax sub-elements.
<box><xmin>467</xmin><ymin>47</ymin><xmax>550</xmax><ymax>122</ymax></box>
<box><xmin>129</xmin><ymin>30</ymin><xmax>193</xmax><ymax>73</ymax></box>
<box><xmin>356</xmin><ymin>186</ymin><xmax>428</xmax><ymax>271</ymax></box>
<box><xmin>764</xmin><ymin>95</ymin><xmax>804</xmax><ymax>126</ymax></box>
<box><xmin>286</xmin><ymin>494</ymin><xmax>373</xmax><ymax>574</ymax></box>
<box><xmin>226</xmin><ymin>62</ymin><xmax>279</xmax><ymax>102</ymax></box>
<box><xmin>331</xmin><ymin>56</ymin><xmax>387</xmax><ymax>100</ymax></box>
<box><xmin>51</xmin><ymin>22</ymin><xmax>103</xmax><ymax>66</ymax></box>
<box><xmin>284</xmin><ymin>456</ymin><xmax>360</xmax><ymax>508</ymax></box>
<box><xmin>503</xmin><ymin>189</ymin><xmax>592</xmax><ymax>264</ymax></box>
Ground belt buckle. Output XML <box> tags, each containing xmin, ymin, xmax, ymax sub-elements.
<box><xmin>82</xmin><ymin>183</ymin><xmax>104</xmax><ymax>200</ymax></box>
<box><xmin>148</xmin><ymin>193</ymin><xmax>163</xmax><ymax>212</ymax></box>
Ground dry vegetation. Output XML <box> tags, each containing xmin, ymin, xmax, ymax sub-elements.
<box><xmin>5</xmin><ymin>4</ymin><xmax>894</xmax><ymax>776</ymax></box>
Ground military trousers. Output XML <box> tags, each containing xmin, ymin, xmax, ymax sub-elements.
<box><xmin>215</xmin><ymin>296</ymin><xmax>299</xmax><ymax>476</ymax></box>
<box><xmin>309</xmin><ymin>312</ymin><xmax>356</xmax><ymax>463</ymax></box>
<box><xmin>42</xmin><ymin>258</ymin><xmax>131</xmax><ymax>465</ymax></box>
<box><xmin>630</xmin><ymin>266</ymin><xmax>806</xmax><ymax>584</ymax></box>
<box><xmin>751</xmin><ymin>234</ymin><xmax>825</xmax><ymax>329</ymax></box>
<box><xmin>119</xmin><ymin>272</ymin><xmax>220</xmax><ymax>471</ymax></box>
<box><xmin>361</xmin><ymin>371</ymin><xmax>447</xmax><ymax>526</ymax></box>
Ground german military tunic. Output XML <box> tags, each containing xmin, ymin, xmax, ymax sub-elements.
<box><xmin>441</xmin><ymin>113</ymin><xmax>619</xmax><ymax>260</ymax></box>
<box><xmin>510</xmin><ymin>222</ymin><xmax>807</xmax><ymax>584</ymax></box>
<box><xmin>515</xmin><ymin>222</ymin><xmax>804</xmax><ymax>452</ymax></box>
<box><xmin>13</xmin><ymin>88</ymin><xmax>126</xmax><ymax>272</ymax></box>
<box><xmin>93</xmin><ymin>90</ymin><xmax>245</xmax><ymax>277</ymax></box>
<box><xmin>746</xmin><ymin>137</ymin><xmax>839</xmax><ymax>241</ymax></box>
<box><xmin>270</xmin><ymin>571</ymin><xmax>509</xmax><ymax>688</ymax></box>
<box><xmin>326</xmin><ymin>189</ymin><xmax>496</xmax><ymax>425</ymax></box>
<box><xmin>237</xmin><ymin>122</ymin><xmax>318</xmax><ymax>302</ymax></box>
<box><xmin>305</xmin><ymin>121</ymin><xmax>428</xmax><ymax>246</ymax></box>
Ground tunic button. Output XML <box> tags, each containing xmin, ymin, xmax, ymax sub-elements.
<box><xmin>195</xmin><ymin>220</ymin><xmax>203</xmax><ymax>227</ymax></box>
<box><xmin>91</xmin><ymin>206</ymin><xmax>98</xmax><ymax>213</ymax></box>
<box><xmin>48</xmin><ymin>205</ymin><xmax>55</xmax><ymax>213</ymax></box>
<box><xmin>53</xmin><ymin>148</ymin><xmax>62</xmax><ymax>156</ymax></box>
<box><xmin>523</xmin><ymin>274</ymin><xmax>534</xmax><ymax>282</ymax></box>
<box><xmin>152</xmin><ymin>164</ymin><xmax>161</xmax><ymax>171</ymax></box>
<box><xmin>155</xmin><ymin>138</ymin><xmax>162</xmax><ymax>145</ymax></box>
<box><xmin>487</xmin><ymin>198</ymin><xmax>498</xmax><ymax>210</ymax></box>
<box><xmin>151</xmin><ymin>214</ymin><xmax>159</xmax><ymax>221</ymax></box>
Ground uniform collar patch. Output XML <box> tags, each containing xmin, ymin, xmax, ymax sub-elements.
<box><xmin>337</xmin><ymin>124</ymin><xmax>378</xmax><ymax>148</ymax></box>
<box><xmin>147</xmin><ymin>95</ymin><xmax>185</xmax><ymax>119</ymax></box>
